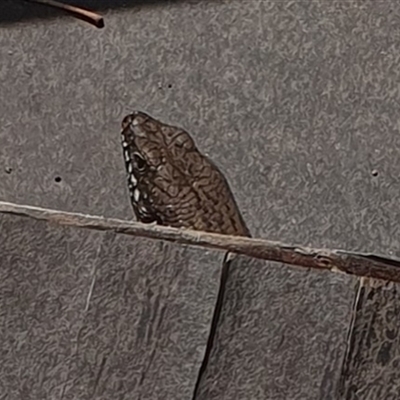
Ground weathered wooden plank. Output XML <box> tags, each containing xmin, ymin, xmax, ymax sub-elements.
<box><xmin>0</xmin><ymin>214</ymin><xmax>224</xmax><ymax>399</ymax></box>
<box><xmin>2</xmin><ymin>201</ymin><xmax>400</xmax><ymax>284</ymax></box>
<box><xmin>195</xmin><ymin>255</ymin><xmax>358</xmax><ymax>400</ymax></box>
<box><xmin>339</xmin><ymin>279</ymin><xmax>400</xmax><ymax>400</ymax></box>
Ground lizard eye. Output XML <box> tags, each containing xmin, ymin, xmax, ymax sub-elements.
<box><xmin>133</xmin><ymin>152</ymin><xmax>147</xmax><ymax>172</ymax></box>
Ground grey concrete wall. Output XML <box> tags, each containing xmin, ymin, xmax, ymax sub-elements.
<box><xmin>1</xmin><ymin>1</ymin><xmax>400</xmax><ymax>253</ymax></box>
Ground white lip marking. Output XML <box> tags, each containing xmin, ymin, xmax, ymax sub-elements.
<box><xmin>132</xmin><ymin>118</ymin><xmax>140</xmax><ymax>126</ymax></box>
<box><xmin>128</xmin><ymin>163</ymin><xmax>133</xmax><ymax>173</ymax></box>
<box><xmin>134</xmin><ymin>188</ymin><xmax>140</xmax><ymax>202</ymax></box>
<box><xmin>124</xmin><ymin>150</ymin><xmax>130</xmax><ymax>162</ymax></box>
<box><xmin>130</xmin><ymin>174</ymin><xmax>137</xmax><ymax>185</ymax></box>
<box><xmin>122</xmin><ymin>141</ymin><xmax>128</xmax><ymax>148</ymax></box>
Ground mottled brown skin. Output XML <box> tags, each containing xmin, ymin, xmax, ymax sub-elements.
<box><xmin>120</xmin><ymin>111</ymin><xmax>250</xmax><ymax>237</ymax></box>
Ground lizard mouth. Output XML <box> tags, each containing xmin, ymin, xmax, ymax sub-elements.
<box><xmin>120</xmin><ymin>112</ymin><xmax>160</xmax><ymax>224</ymax></box>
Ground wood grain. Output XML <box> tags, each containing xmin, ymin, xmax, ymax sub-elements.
<box><xmin>1</xmin><ymin>200</ymin><xmax>400</xmax><ymax>283</ymax></box>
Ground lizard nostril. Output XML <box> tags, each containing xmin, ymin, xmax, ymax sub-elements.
<box><xmin>121</xmin><ymin>115</ymin><xmax>133</xmax><ymax>130</ymax></box>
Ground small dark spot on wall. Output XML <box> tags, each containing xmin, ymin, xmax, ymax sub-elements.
<box><xmin>168</xmin><ymin>83</ymin><xmax>172</xmax><ymax>88</ymax></box>
<box><xmin>5</xmin><ymin>166</ymin><xmax>12</xmax><ymax>174</ymax></box>
<box><xmin>55</xmin><ymin>176</ymin><xmax>62</xmax><ymax>183</ymax></box>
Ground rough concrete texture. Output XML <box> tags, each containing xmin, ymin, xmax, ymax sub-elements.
<box><xmin>2</xmin><ymin>1</ymin><xmax>400</xmax><ymax>399</ymax></box>
<box><xmin>1</xmin><ymin>1</ymin><xmax>400</xmax><ymax>253</ymax></box>
<box><xmin>0</xmin><ymin>213</ymin><xmax>224</xmax><ymax>399</ymax></box>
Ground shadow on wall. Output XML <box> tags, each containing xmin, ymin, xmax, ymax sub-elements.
<box><xmin>0</xmin><ymin>0</ymin><xmax>194</xmax><ymax>25</ymax></box>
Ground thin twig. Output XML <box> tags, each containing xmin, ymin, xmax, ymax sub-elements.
<box><xmin>25</xmin><ymin>0</ymin><xmax>104</xmax><ymax>28</ymax></box>
<box><xmin>1</xmin><ymin>200</ymin><xmax>400</xmax><ymax>283</ymax></box>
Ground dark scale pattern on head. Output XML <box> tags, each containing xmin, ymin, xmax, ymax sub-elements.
<box><xmin>120</xmin><ymin>111</ymin><xmax>250</xmax><ymax>237</ymax></box>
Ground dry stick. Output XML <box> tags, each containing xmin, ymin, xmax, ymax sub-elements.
<box><xmin>1</xmin><ymin>200</ymin><xmax>400</xmax><ymax>283</ymax></box>
<box><xmin>25</xmin><ymin>0</ymin><xmax>104</xmax><ymax>28</ymax></box>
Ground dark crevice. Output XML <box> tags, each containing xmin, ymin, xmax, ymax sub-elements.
<box><xmin>337</xmin><ymin>278</ymin><xmax>365</xmax><ymax>399</ymax></box>
<box><xmin>192</xmin><ymin>251</ymin><xmax>231</xmax><ymax>399</ymax></box>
